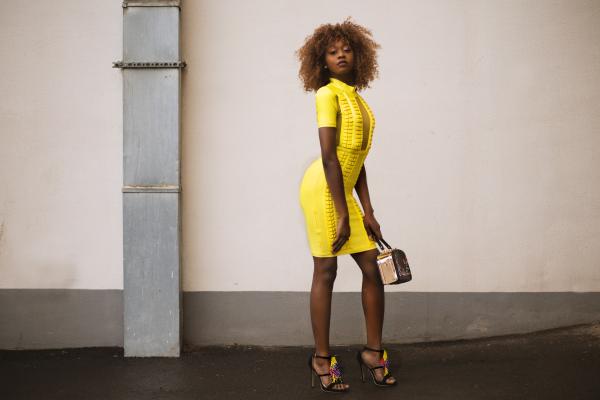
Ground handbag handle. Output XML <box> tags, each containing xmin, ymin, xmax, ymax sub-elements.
<box><xmin>375</xmin><ymin>237</ymin><xmax>392</xmax><ymax>251</ymax></box>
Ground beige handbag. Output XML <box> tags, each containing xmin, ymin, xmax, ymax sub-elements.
<box><xmin>375</xmin><ymin>238</ymin><xmax>412</xmax><ymax>285</ymax></box>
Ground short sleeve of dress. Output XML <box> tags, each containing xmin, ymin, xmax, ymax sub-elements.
<box><xmin>315</xmin><ymin>86</ymin><xmax>339</xmax><ymax>128</ymax></box>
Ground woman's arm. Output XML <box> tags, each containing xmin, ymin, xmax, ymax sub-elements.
<box><xmin>354</xmin><ymin>164</ymin><xmax>374</xmax><ymax>215</ymax></box>
<box><xmin>354</xmin><ymin>164</ymin><xmax>383</xmax><ymax>241</ymax></box>
<box><xmin>319</xmin><ymin>126</ymin><xmax>350</xmax><ymax>253</ymax></box>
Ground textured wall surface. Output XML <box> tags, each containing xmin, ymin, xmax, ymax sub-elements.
<box><xmin>180</xmin><ymin>0</ymin><xmax>600</xmax><ymax>292</ymax></box>
<box><xmin>0</xmin><ymin>0</ymin><xmax>599</xmax><ymax>349</ymax></box>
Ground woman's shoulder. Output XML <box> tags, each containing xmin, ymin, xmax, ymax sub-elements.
<box><xmin>315</xmin><ymin>84</ymin><xmax>336</xmax><ymax>98</ymax></box>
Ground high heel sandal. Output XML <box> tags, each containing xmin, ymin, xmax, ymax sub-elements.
<box><xmin>307</xmin><ymin>352</ymin><xmax>349</xmax><ymax>393</ymax></box>
<box><xmin>356</xmin><ymin>346</ymin><xmax>398</xmax><ymax>387</ymax></box>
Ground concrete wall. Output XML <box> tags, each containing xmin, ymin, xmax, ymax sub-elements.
<box><xmin>181</xmin><ymin>0</ymin><xmax>600</xmax><ymax>293</ymax></box>
<box><xmin>0</xmin><ymin>0</ymin><xmax>123</xmax><ymax>289</ymax></box>
<box><xmin>1</xmin><ymin>0</ymin><xmax>599</xmax><ymax>349</ymax></box>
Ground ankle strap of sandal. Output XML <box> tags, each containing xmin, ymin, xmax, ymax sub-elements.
<box><xmin>363</xmin><ymin>346</ymin><xmax>384</xmax><ymax>353</ymax></box>
<box><xmin>314</xmin><ymin>353</ymin><xmax>332</xmax><ymax>359</ymax></box>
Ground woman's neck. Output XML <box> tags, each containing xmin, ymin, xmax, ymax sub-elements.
<box><xmin>331</xmin><ymin>73</ymin><xmax>355</xmax><ymax>86</ymax></box>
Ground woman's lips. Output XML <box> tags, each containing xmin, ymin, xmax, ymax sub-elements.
<box><xmin>337</xmin><ymin>61</ymin><xmax>348</xmax><ymax>67</ymax></box>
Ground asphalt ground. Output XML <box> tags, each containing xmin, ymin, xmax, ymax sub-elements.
<box><xmin>1</xmin><ymin>323</ymin><xmax>599</xmax><ymax>399</ymax></box>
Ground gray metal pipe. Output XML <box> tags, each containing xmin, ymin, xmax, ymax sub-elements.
<box><xmin>113</xmin><ymin>0</ymin><xmax>185</xmax><ymax>357</ymax></box>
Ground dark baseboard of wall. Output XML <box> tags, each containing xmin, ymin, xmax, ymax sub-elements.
<box><xmin>183</xmin><ymin>291</ymin><xmax>600</xmax><ymax>347</ymax></box>
<box><xmin>0</xmin><ymin>289</ymin><xmax>123</xmax><ymax>350</ymax></box>
<box><xmin>1</xmin><ymin>290</ymin><xmax>599</xmax><ymax>350</ymax></box>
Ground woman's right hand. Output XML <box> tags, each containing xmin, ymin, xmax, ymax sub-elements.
<box><xmin>332</xmin><ymin>215</ymin><xmax>351</xmax><ymax>253</ymax></box>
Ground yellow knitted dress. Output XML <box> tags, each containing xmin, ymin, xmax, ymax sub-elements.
<box><xmin>299</xmin><ymin>77</ymin><xmax>378</xmax><ymax>257</ymax></box>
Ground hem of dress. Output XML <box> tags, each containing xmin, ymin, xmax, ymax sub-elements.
<box><xmin>310</xmin><ymin>242</ymin><xmax>378</xmax><ymax>258</ymax></box>
<box><xmin>317</xmin><ymin>123</ymin><xmax>337</xmax><ymax>128</ymax></box>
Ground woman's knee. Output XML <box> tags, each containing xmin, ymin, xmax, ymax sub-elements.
<box><xmin>362</xmin><ymin>268</ymin><xmax>383</xmax><ymax>286</ymax></box>
<box><xmin>352</xmin><ymin>250</ymin><xmax>383</xmax><ymax>285</ymax></box>
<box><xmin>313</xmin><ymin>257</ymin><xmax>338</xmax><ymax>284</ymax></box>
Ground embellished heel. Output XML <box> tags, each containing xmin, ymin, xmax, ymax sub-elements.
<box><xmin>307</xmin><ymin>352</ymin><xmax>349</xmax><ymax>393</ymax></box>
<box><xmin>356</xmin><ymin>346</ymin><xmax>397</xmax><ymax>387</ymax></box>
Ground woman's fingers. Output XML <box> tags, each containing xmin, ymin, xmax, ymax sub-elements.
<box><xmin>332</xmin><ymin>234</ymin><xmax>348</xmax><ymax>253</ymax></box>
<box><xmin>333</xmin><ymin>216</ymin><xmax>350</xmax><ymax>253</ymax></box>
<box><xmin>367</xmin><ymin>217</ymin><xmax>383</xmax><ymax>241</ymax></box>
<box><xmin>363</xmin><ymin>219</ymin><xmax>375</xmax><ymax>241</ymax></box>
<box><xmin>331</xmin><ymin>216</ymin><xmax>383</xmax><ymax>252</ymax></box>
<box><xmin>364</xmin><ymin>220</ymin><xmax>376</xmax><ymax>241</ymax></box>
<box><xmin>332</xmin><ymin>229</ymin><xmax>350</xmax><ymax>253</ymax></box>
<box><xmin>376</xmin><ymin>224</ymin><xmax>384</xmax><ymax>240</ymax></box>
<box><xmin>332</xmin><ymin>240</ymin><xmax>340</xmax><ymax>253</ymax></box>
<box><xmin>374</xmin><ymin>228</ymin><xmax>383</xmax><ymax>241</ymax></box>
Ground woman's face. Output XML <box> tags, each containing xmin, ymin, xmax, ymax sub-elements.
<box><xmin>323</xmin><ymin>38</ymin><xmax>354</xmax><ymax>77</ymax></box>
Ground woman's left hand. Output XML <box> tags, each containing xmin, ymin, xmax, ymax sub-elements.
<box><xmin>363</xmin><ymin>212</ymin><xmax>383</xmax><ymax>242</ymax></box>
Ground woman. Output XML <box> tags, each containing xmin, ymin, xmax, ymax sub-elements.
<box><xmin>295</xmin><ymin>17</ymin><xmax>398</xmax><ymax>392</ymax></box>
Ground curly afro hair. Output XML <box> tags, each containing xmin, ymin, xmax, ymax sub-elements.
<box><xmin>295</xmin><ymin>16</ymin><xmax>381</xmax><ymax>93</ymax></box>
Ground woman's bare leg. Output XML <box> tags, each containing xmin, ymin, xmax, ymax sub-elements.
<box><xmin>309</xmin><ymin>255</ymin><xmax>349</xmax><ymax>390</ymax></box>
<box><xmin>350</xmin><ymin>248</ymin><xmax>396</xmax><ymax>384</ymax></box>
